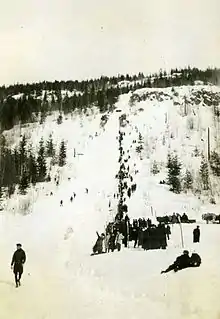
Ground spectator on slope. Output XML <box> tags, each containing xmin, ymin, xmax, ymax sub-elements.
<box><xmin>60</xmin><ymin>200</ymin><xmax>63</xmax><ymax>207</ymax></box>
<box><xmin>85</xmin><ymin>188</ymin><xmax>88</xmax><ymax>194</ymax></box>
<box><xmin>190</xmin><ymin>252</ymin><xmax>201</xmax><ymax>267</ymax></box>
<box><xmin>92</xmin><ymin>232</ymin><xmax>105</xmax><ymax>255</ymax></box>
<box><xmin>11</xmin><ymin>244</ymin><xmax>26</xmax><ymax>288</ymax></box>
<box><xmin>157</xmin><ymin>222</ymin><xmax>167</xmax><ymax>249</ymax></box>
<box><xmin>109</xmin><ymin>231</ymin><xmax>116</xmax><ymax>252</ymax></box>
<box><xmin>161</xmin><ymin>250</ymin><xmax>201</xmax><ymax>274</ymax></box>
<box><xmin>166</xmin><ymin>225</ymin><xmax>171</xmax><ymax>240</ymax></box>
<box><xmin>193</xmin><ymin>226</ymin><xmax>200</xmax><ymax>243</ymax></box>
<box><xmin>147</xmin><ymin>218</ymin><xmax>152</xmax><ymax>228</ymax></box>
<box><xmin>132</xmin><ymin>224</ymin><xmax>139</xmax><ymax>248</ymax></box>
<box><xmin>104</xmin><ymin>232</ymin><xmax>111</xmax><ymax>253</ymax></box>
<box><xmin>181</xmin><ymin>213</ymin><xmax>189</xmax><ymax>223</ymax></box>
<box><xmin>70</xmin><ymin>196</ymin><xmax>73</xmax><ymax>202</ymax></box>
<box><xmin>115</xmin><ymin>231</ymin><xmax>124</xmax><ymax>251</ymax></box>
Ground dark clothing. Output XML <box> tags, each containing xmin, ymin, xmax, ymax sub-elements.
<box><xmin>190</xmin><ymin>253</ymin><xmax>201</xmax><ymax>267</ymax></box>
<box><xmin>11</xmin><ymin>248</ymin><xmax>26</xmax><ymax>287</ymax></box>
<box><xmin>166</xmin><ymin>226</ymin><xmax>171</xmax><ymax>240</ymax></box>
<box><xmin>193</xmin><ymin>228</ymin><xmax>200</xmax><ymax>243</ymax></box>
<box><xmin>162</xmin><ymin>253</ymin><xmax>201</xmax><ymax>273</ymax></box>
<box><xmin>163</xmin><ymin>254</ymin><xmax>191</xmax><ymax>273</ymax></box>
<box><xmin>11</xmin><ymin>248</ymin><xmax>26</xmax><ymax>266</ymax></box>
<box><xmin>93</xmin><ymin>232</ymin><xmax>104</xmax><ymax>254</ymax></box>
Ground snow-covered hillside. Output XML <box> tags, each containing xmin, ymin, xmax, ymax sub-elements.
<box><xmin>1</xmin><ymin>84</ymin><xmax>220</xmax><ymax>318</ymax></box>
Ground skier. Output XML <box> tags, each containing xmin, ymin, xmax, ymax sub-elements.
<box><xmin>11</xmin><ymin>244</ymin><xmax>26</xmax><ymax>287</ymax></box>
<box><xmin>60</xmin><ymin>200</ymin><xmax>63</xmax><ymax>206</ymax></box>
<box><xmin>70</xmin><ymin>196</ymin><xmax>73</xmax><ymax>202</ymax></box>
<box><xmin>193</xmin><ymin>226</ymin><xmax>200</xmax><ymax>243</ymax></box>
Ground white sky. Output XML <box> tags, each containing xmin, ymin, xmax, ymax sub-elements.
<box><xmin>0</xmin><ymin>0</ymin><xmax>220</xmax><ymax>85</ymax></box>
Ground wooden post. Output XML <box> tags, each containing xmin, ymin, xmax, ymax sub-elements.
<box><xmin>208</xmin><ymin>127</ymin><xmax>210</xmax><ymax>161</ymax></box>
<box><xmin>178</xmin><ymin>215</ymin><xmax>184</xmax><ymax>248</ymax></box>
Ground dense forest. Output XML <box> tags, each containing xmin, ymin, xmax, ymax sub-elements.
<box><xmin>0</xmin><ymin>66</ymin><xmax>220</xmax><ymax>200</ymax></box>
<box><xmin>0</xmin><ymin>67</ymin><xmax>219</xmax><ymax>131</ymax></box>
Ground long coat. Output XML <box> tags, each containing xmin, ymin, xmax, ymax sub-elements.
<box><xmin>193</xmin><ymin>228</ymin><xmax>200</xmax><ymax>243</ymax></box>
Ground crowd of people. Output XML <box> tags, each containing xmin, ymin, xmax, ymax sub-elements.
<box><xmin>92</xmin><ymin>212</ymin><xmax>201</xmax><ymax>256</ymax></box>
<box><xmin>92</xmin><ymin>214</ymin><xmax>172</xmax><ymax>255</ymax></box>
<box><xmin>157</xmin><ymin>212</ymin><xmax>196</xmax><ymax>224</ymax></box>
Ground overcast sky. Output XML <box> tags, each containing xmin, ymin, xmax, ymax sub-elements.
<box><xmin>0</xmin><ymin>0</ymin><xmax>220</xmax><ymax>85</ymax></box>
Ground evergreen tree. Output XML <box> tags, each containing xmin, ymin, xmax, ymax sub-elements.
<box><xmin>58</xmin><ymin>140</ymin><xmax>67</xmax><ymax>167</ymax></box>
<box><xmin>210</xmin><ymin>151</ymin><xmax>220</xmax><ymax>176</ymax></box>
<box><xmin>28</xmin><ymin>152</ymin><xmax>38</xmax><ymax>185</ymax></box>
<box><xmin>183</xmin><ymin>169</ymin><xmax>193</xmax><ymax>190</ymax></box>
<box><xmin>19</xmin><ymin>134</ymin><xmax>27</xmax><ymax>175</ymax></box>
<box><xmin>167</xmin><ymin>154</ymin><xmax>182</xmax><ymax>193</ymax></box>
<box><xmin>46</xmin><ymin>134</ymin><xmax>55</xmax><ymax>157</ymax></box>
<box><xmin>199</xmin><ymin>157</ymin><xmax>209</xmax><ymax>190</ymax></box>
<box><xmin>37</xmin><ymin>138</ymin><xmax>47</xmax><ymax>181</ymax></box>
<box><xmin>19</xmin><ymin>170</ymin><xmax>29</xmax><ymax>194</ymax></box>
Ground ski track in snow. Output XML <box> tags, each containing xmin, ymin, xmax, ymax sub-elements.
<box><xmin>1</xmin><ymin>86</ymin><xmax>220</xmax><ymax>318</ymax></box>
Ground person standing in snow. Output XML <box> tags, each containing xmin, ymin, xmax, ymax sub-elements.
<box><xmin>11</xmin><ymin>244</ymin><xmax>26</xmax><ymax>287</ymax></box>
<box><xmin>166</xmin><ymin>225</ymin><xmax>171</xmax><ymax>240</ymax></box>
<box><xmin>193</xmin><ymin>226</ymin><xmax>200</xmax><ymax>243</ymax></box>
<box><xmin>115</xmin><ymin>231</ymin><xmax>124</xmax><ymax>251</ymax></box>
<box><xmin>104</xmin><ymin>232</ymin><xmax>111</xmax><ymax>253</ymax></box>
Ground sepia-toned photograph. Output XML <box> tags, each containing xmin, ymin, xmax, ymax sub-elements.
<box><xmin>0</xmin><ymin>0</ymin><xmax>220</xmax><ymax>318</ymax></box>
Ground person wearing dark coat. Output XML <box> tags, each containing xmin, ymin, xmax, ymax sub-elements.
<box><xmin>11</xmin><ymin>244</ymin><xmax>26</xmax><ymax>287</ymax></box>
<box><xmin>161</xmin><ymin>250</ymin><xmax>201</xmax><ymax>274</ymax></box>
<box><xmin>193</xmin><ymin>226</ymin><xmax>200</xmax><ymax>243</ymax></box>
<box><xmin>132</xmin><ymin>226</ymin><xmax>139</xmax><ymax>248</ymax></box>
<box><xmin>166</xmin><ymin>225</ymin><xmax>171</xmax><ymax>240</ymax></box>
<box><xmin>161</xmin><ymin>250</ymin><xmax>191</xmax><ymax>273</ymax></box>
<box><xmin>190</xmin><ymin>253</ymin><xmax>201</xmax><ymax>267</ymax></box>
<box><xmin>92</xmin><ymin>232</ymin><xmax>105</xmax><ymax>255</ymax></box>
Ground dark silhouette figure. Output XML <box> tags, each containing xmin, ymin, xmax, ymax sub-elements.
<box><xmin>70</xmin><ymin>196</ymin><xmax>73</xmax><ymax>202</ymax></box>
<box><xmin>11</xmin><ymin>244</ymin><xmax>26</xmax><ymax>287</ymax></box>
<box><xmin>92</xmin><ymin>232</ymin><xmax>105</xmax><ymax>255</ymax></box>
<box><xmin>193</xmin><ymin>226</ymin><xmax>200</xmax><ymax>243</ymax></box>
<box><xmin>85</xmin><ymin>188</ymin><xmax>88</xmax><ymax>194</ymax></box>
<box><xmin>166</xmin><ymin>225</ymin><xmax>171</xmax><ymax>240</ymax></box>
<box><xmin>181</xmin><ymin>213</ymin><xmax>189</xmax><ymax>223</ymax></box>
<box><xmin>161</xmin><ymin>250</ymin><xmax>201</xmax><ymax>274</ymax></box>
<box><xmin>60</xmin><ymin>200</ymin><xmax>63</xmax><ymax>206</ymax></box>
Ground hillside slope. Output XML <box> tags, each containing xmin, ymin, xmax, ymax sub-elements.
<box><xmin>1</xmin><ymin>83</ymin><xmax>220</xmax><ymax>318</ymax></box>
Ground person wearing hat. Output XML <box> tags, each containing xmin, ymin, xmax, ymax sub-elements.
<box><xmin>193</xmin><ymin>226</ymin><xmax>200</xmax><ymax>243</ymax></box>
<box><xmin>161</xmin><ymin>250</ymin><xmax>191</xmax><ymax>274</ymax></box>
<box><xmin>11</xmin><ymin>244</ymin><xmax>26</xmax><ymax>287</ymax></box>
